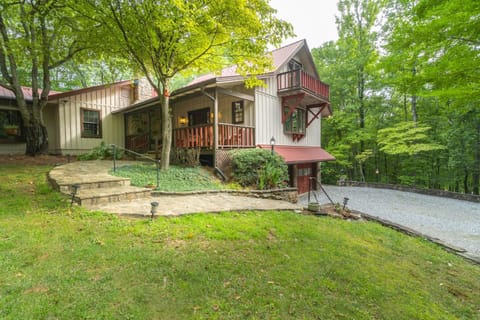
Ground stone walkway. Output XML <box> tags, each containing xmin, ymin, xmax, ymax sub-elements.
<box><xmin>49</xmin><ymin>160</ymin><xmax>302</xmax><ymax>217</ymax></box>
<box><xmin>86</xmin><ymin>193</ymin><xmax>302</xmax><ymax>217</ymax></box>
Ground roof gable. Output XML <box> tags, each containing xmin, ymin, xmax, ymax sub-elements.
<box><xmin>184</xmin><ymin>39</ymin><xmax>319</xmax><ymax>90</ymax></box>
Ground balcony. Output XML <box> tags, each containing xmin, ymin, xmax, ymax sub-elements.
<box><xmin>173</xmin><ymin>123</ymin><xmax>255</xmax><ymax>149</ymax></box>
<box><xmin>277</xmin><ymin>70</ymin><xmax>330</xmax><ymax>102</ymax></box>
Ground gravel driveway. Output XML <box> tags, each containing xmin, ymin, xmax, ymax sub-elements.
<box><xmin>299</xmin><ymin>186</ymin><xmax>480</xmax><ymax>260</ymax></box>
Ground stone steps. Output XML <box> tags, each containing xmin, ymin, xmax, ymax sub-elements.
<box><xmin>58</xmin><ymin>178</ymin><xmax>131</xmax><ymax>193</ymax></box>
<box><xmin>74</xmin><ymin>186</ymin><xmax>152</xmax><ymax>206</ymax></box>
<box><xmin>48</xmin><ymin>160</ymin><xmax>154</xmax><ymax>207</ymax></box>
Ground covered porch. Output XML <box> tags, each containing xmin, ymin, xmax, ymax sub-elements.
<box><xmin>172</xmin><ymin>85</ymin><xmax>256</xmax><ymax>151</ymax></box>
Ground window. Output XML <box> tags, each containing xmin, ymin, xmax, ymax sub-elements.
<box><xmin>284</xmin><ymin>107</ymin><xmax>306</xmax><ymax>134</ymax></box>
<box><xmin>81</xmin><ymin>108</ymin><xmax>102</xmax><ymax>138</ymax></box>
<box><xmin>288</xmin><ymin>59</ymin><xmax>302</xmax><ymax>71</ymax></box>
<box><xmin>0</xmin><ymin>109</ymin><xmax>23</xmax><ymax>140</ymax></box>
<box><xmin>188</xmin><ymin>107</ymin><xmax>210</xmax><ymax>126</ymax></box>
<box><xmin>232</xmin><ymin>101</ymin><xmax>244</xmax><ymax>124</ymax></box>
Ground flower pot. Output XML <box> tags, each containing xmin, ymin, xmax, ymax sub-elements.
<box><xmin>5</xmin><ymin>127</ymin><xmax>18</xmax><ymax>136</ymax></box>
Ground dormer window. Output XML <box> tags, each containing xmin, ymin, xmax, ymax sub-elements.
<box><xmin>288</xmin><ymin>59</ymin><xmax>302</xmax><ymax>71</ymax></box>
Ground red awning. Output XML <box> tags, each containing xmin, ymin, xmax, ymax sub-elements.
<box><xmin>258</xmin><ymin>145</ymin><xmax>335</xmax><ymax>164</ymax></box>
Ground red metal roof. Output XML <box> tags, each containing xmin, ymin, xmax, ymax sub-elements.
<box><xmin>0</xmin><ymin>85</ymin><xmax>61</xmax><ymax>101</ymax></box>
<box><xmin>187</xmin><ymin>39</ymin><xmax>306</xmax><ymax>87</ymax></box>
<box><xmin>258</xmin><ymin>145</ymin><xmax>335</xmax><ymax>164</ymax></box>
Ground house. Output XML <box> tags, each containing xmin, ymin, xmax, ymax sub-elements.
<box><xmin>0</xmin><ymin>79</ymin><xmax>156</xmax><ymax>155</ymax></box>
<box><xmin>114</xmin><ymin>39</ymin><xmax>335</xmax><ymax>193</ymax></box>
<box><xmin>0</xmin><ymin>39</ymin><xmax>334</xmax><ymax>194</ymax></box>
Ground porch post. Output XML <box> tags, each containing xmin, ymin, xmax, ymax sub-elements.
<box><xmin>213</xmin><ymin>88</ymin><xmax>219</xmax><ymax>166</ymax></box>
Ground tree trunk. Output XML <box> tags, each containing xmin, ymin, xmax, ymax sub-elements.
<box><xmin>25</xmin><ymin>122</ymin><xmax>48</xmax><ymax>156</ymax></box>
<box><xmin>473</xmin><ymin>121</ymin><xmax>480</xmax><ymax>195</ymax></box>
<box><xmin>411</xmin><ymin>65</ymin><xmax>418</xmax><ymax>123</ymax></box>
<box><xmin>160</xmin><ymin>82</ymin><xmax>172</xmax><ymax>170</ymax></box>
<box><xmin>464</xmin><ymin>169</ymin><xmax>469</xmax><ymax>194</ymax></box>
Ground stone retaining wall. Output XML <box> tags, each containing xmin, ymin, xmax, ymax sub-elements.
<box><xmin>337</xmin><ymin>180</ymin><xmax>480</xmax><ymax>203</ymax></box>
<box><xmin>152</xmin><ymin>188</ymin><xmax>298</xmax><ymax>203</ymax></box>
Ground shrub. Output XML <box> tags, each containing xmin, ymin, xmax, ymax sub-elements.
<box><xmin>230</xmin><ymin>148</ymin><xmax>288</xmax><ymax>189</ymax></box>
<box><xmin>78</xmin><ymin>142</ymin><xmax>123</xmax><ymax>160</ymax></box>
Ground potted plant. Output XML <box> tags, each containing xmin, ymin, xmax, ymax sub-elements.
<box><xmin>4</xmin><ymin>124</ymin><xmax>19</xmax><ymax>136</ymax></box>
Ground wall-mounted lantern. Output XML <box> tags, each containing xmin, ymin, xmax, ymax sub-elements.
<box><xmin>178</xmin><ymin>116</ymin><xmax>187</xmax><ymax>126</ymax></box>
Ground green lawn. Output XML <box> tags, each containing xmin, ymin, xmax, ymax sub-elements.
<box><xmin>110</xmin><ymin>163</ymin><xmax>230</xmax><ymax>191</ymax></box>
<box><xmin>1</xmin><ymin>165</ymin><xmax>480</xmax><ymax>319</ymax></box>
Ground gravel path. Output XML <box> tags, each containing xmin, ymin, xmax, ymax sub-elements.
<box><xmin>299</xmin><ymin>186</ymin><xmax>480</xmax><ymax>260</ymax></box>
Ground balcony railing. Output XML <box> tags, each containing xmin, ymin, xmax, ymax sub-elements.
<box><xmin>277</xmin><ymin>70</ymin><xmax>330</xmax><ymax>100</ymax></box>
<box><xmin>173</xmin><ymin>123</ymin><xmax>255</xmax><ymax>149</ymax></box>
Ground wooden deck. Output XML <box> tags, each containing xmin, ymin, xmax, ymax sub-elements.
<box><xmin>277</xmin><ymin>70</ymin><xmax>330</xmax><ymax>101</ymax></box>
<box><xmin>173</xmin><ymin>123</ymin><xmax>255</xmax><ymax>149</ymax></box>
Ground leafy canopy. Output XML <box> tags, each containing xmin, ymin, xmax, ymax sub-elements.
<box><xmin>88</xmin><ymin>0</ymin><xmax>294</xmax><ymax>90</ymax></box>
<box><xmin>377</xmin><ymin>122</ymin><xmax>445</xmax><ymax>156</ymax></box>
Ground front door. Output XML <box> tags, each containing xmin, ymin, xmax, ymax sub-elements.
<box><xmin>296</xmin><ymin>163</ymin><xmax>317</xmax><ymax>194</ymax></box>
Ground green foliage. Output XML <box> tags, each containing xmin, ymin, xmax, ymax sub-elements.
<box><xmin>111</xmin><ymin>164</ymin><xmax>225</xmax><ymax>191</ymax></box>
<box><xmin>77</xmin><ymin>142</ymin><xmax>123</xmax><ymax>161</ymax></box>
<box><xmin>1</xmin><ymin>166</ymin><xmax>480</xmax><ymax>319</ymax></box>
<box><xmin>314</xmin><ymin>0</ymin><xmax>479</xmax><ymax>193</ymax></box>
<box><xmin>0</xmin><ymin>0</ymin><xmax>94</xmax><ymax>154</ymax></box>
<box><xmin>377</xmin><ymin>122</ymin><xmax>446</xmax><ymax>156</ymax></box>
<box><xmin>230</xmin><ymin>148</ymin><xmax>288</xmax><ymax>189</ymax></box>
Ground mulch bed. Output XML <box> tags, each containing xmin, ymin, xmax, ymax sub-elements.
<box><xmin>0</xmin><ymin>155</ymin><xmax>76</xmax><ymax>166</ymax></box>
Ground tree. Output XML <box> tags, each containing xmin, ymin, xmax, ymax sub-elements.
<box><xmin>85</xmin><ymin>0</ymin><xmax>293</xmax><ymax>170</ymax></box>
<box><xmin>313</xmin><ymin>0</ymin><xmax>384</xmax><ymax>181</ymax></box>
<box><xmin>382</xmin><ymin>0</ymin><xmax>480</xmax><ymax>193</ymax></box>
<box><xmin>0</xmin><ymin>0</ymin><xmax>90</xmax><ymax>155</ymax></box>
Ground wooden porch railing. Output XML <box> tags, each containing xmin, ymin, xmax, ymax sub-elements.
<box><xmin>218</xmin><ymin>123</ymin><xmax>255</xmax><ymax>148</ymax></box>
<box><xmin>126</xmin><ymin>134</ymin><xmax>149</xmax><ymax>153</ymax></box>
<box><xmin>174</xmin><ymin>124</ymin><xmax>214</xmax><ymax>148</ymax></box>
<box><xmin>173</xmin><ymin>123</ymin><xmax>255</xmax><ymax>149</ymax></box>
<box><xmin>277</xmin><ymin>70</ymin><xmax>330</xmax><ymax>100</ymax></box>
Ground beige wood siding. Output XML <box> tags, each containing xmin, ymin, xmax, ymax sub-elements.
<box><xmin>43</xmin><ymin>104</ymin><xmax>60</xmax><ymax>154</ymax></box>
<box><xmin>56</xmin><ymin>85</ymin><xmax>129</xmax><ymax>155</ymax></box>
<box><xmin>173</xmin><ymin>94</ymin><xmax>212</xmax><ymax>128</ymax></box>
<box><xmin>254</xmin><ymin>77</ymin><xmax>321</xmax><ymax>147</ymax></box>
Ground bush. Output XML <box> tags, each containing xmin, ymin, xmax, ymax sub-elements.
<box><xmin>230</xmin><ymin>148</ymin><xmax>288</xmax><ymax>189</ymax></box>
<box><xmin>78</xmin><ymin>142</ymin><xmax>123</xmax><ymax>160</ymax></box>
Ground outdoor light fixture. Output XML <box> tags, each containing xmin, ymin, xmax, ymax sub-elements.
<box><xmin>342</xmin><ymin>197</ymin><xmax>349</xmax><ymax>210</ymax></box>
<box><xmin>70</xmin><ymin>184</ymin><xmax>80</xmax><ymax>206</ymax></box>
<box><xmin>270</xmin><ymin>136</ymin><xmax>276</xmax><ymax>154</ymax></box>
<box><xmin>179</xmin><ymin>116</ymin><xmax>187</xmax><ymax>125</ymax></box>
<box><xmin>150</xmin><ymin>201</ymin><xmax>159</xmax><ymax>219</ymax></box>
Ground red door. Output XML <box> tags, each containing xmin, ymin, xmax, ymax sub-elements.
<box><xmin>296</xmin><ymin>163</ymin><xmax>315</xmax><ymax>194</ymax></box>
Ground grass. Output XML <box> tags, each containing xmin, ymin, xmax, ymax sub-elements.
<box><xmin>110</xmin><ymin>163</ymin><xmax>233</xmax><ymax>192</ymax></box>
<box><xmin>1</xmin><ymin>165</ymin><xmax>480</xmax><ymax>319</ymax></box>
